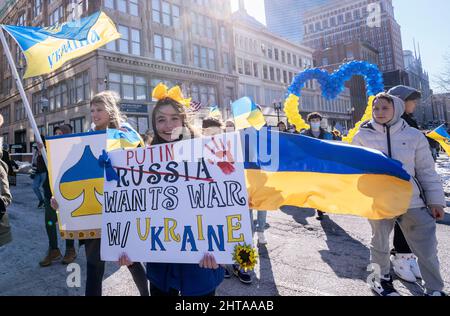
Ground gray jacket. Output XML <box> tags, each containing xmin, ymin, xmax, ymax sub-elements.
<box><xmin>352</xmin><ymin>96</ymin><xmax>445</xmax><ymax>209</ymax></box>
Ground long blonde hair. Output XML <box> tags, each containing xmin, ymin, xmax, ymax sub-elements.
<box><xmin>90</xmin><ymin>91</ymin><xmax>126</xmax><ymax>129</ymax></box>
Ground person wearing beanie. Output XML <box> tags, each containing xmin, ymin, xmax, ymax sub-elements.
<box><xmin>352</xmin><ymin>93</ymin><xmax>446</xmax><ymax>296</ymax></box>
<box><xmin>387</xmin><ymin>85</ymin><xmax>426</xmax><ymax>283</ymax></box>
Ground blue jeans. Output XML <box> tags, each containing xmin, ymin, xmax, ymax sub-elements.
<box><xmin>33</xmin><ymin>172</ymin><xmax>46</xmax><ymax>203</ymax></box>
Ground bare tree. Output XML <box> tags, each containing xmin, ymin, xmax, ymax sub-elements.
<box><xmin>435</xmin><ymin>51</ymin><xmax>450</xmax><ymax>93</ymax></box>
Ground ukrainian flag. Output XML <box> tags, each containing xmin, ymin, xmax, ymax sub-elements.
<box><xmin>244</xmin><ymin>129</ymin><xmax>413</xmax><ymax>220</ymax></box>
<box><xmin>232</xmin><ymin>97</ymin><xmax>266</xmax><ymax>131</ymax></box>
<box><xmin>2</xmin><ymin>11</ymin><xmax>120</xmax><ymax>78</ymax></box>
<box><xmin>107</xmin><ymin>123</ymin><xmax>145</xmax><ymax>152</ymax></box>
<box><xmin>209</xmin><ymin>105</ymin><xmax>222</xmax><ymax>119</ymax></box>
<box><xmin>427</xmin><ymin>124</ymin><xmax>450</xmax><ymax>156</ymax></box>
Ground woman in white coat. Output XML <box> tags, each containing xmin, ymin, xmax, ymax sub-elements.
<box><xmin>352</xmin><ymin>92</ymin><xmax>446</xmax><ymax>297</ymax></box>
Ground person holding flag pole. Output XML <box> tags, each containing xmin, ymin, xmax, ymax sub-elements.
<box><xmin>0</xmin><ymin>11</ymin><xmax>121</xmax><ymax>164</ymax></box>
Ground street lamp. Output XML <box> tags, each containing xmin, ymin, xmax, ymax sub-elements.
<box><xmin>347</xmin><ymin>107</ymin><xmax>355</xmax><ymax>128</ymax></box>
<box><xmin>273</xmin><ymin>100</ymin><xmax>282</xmax><ymax>124</ymax></box>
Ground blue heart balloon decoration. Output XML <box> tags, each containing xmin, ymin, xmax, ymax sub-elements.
<box><xmin>286</xmin><ymin>61</ymin><xmax>385</xmax><ymax>99</ymax></box>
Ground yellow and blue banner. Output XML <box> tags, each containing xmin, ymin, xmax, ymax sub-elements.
<box><xmin>2</xmin><ymin>11</ymin><xmax>120</xmax><ymax>78</ymax></box>
<box><xmin>232</xmin><ymin>97</ymin><xmax>266</xmax><ymax>131</ymax></box>
<box><xmin>244</xmin><ymin>129</ymin><xmax>413</xmax><ymax>220</ymax></box>
<box><xmin>209</xmin><ymin>105</ymin><xmax>222</xmax><ymax>119</ymax></box>
<box><xmin>107</xmin><ymin>123</ymin><xmax>145</xmax><ymax>152</ymax></box>
<box><xmin>427</xmin><ymin>124</ymin><xmax>450</xmax><ymax>156</ymax></box>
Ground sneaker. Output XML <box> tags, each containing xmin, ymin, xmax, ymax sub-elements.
<box><xmin>257</xmin><ymin>231</ymin><xmax>267</xmax><ymax>245</ymax></box>
<box><xmin>407</xmin><ymin>255</ymin><xmax>422</xmax><ymax>279</ymax></box>
<box><xmin>391</xmin><ymin>254</ymin><xmax>417</xmax><ymax>283</ymax></box>
<box><xmin>39</xmin><ymin>248</ymin><xmax>62</xmax><ymax>267</ymax></box>
<box><xmin>37</xmin><ymin>201</ymin><xmax>44</xmax><ymax>209</ymax></box>
<box><xmin>370</xmin><ymin>275</ymin><xmax>401</xmax><ymax>296</ymax></box>
<box><xmin>62</xmin><ymin>247</ymin><xmax>77</xmax><ymax>265</ymax></box>
<box><xmin>233</xmin><ymin>264</ymin><xmax>252</xmax><ymax>284</ymax></box>
<box><xmin>425</xmin><ymin>291</ymin><xmax>448</xmax><ymax>296</ymax></box>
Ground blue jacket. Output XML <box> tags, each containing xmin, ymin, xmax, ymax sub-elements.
<box><xmin>301</xmin><ymin>128</ymin><xmax>334</xmax><ymax>140</ymax></box>
<box><xmin>147</xmin><ymin>262</ymin><xmax>225</xmax><ymax>296</ymax></box>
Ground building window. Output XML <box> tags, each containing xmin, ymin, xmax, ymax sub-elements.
<box><xmin>15</xmin><ymin>101</ymin><xmax>26</xmax><ymax>121</ymax></box>
<box><xmin>191</xmin><ymin>84</ymin><xmax>216</xmax><ymax>106</ymax></box>
<box><xmin>108</xmin><ymin>72</ymin><xmax>148</xmax><ymax>101</ymax></box>
<box><xmin>17</xmin><ymin>12</ymin><xmax>26</xmax><ymax>26</ymax></box>
<box><xmin>154</xmin><ymin>34</ymin><xmax>182</xmax><ymax>63</ymax></box>
<box><xmin>152</xmin><ymin>0</ymin><xmax>161</xmax><ymax>23</ymax></box>
<box><xmin>107</xmin><ymin>25</ymin><xmax>141</xmax><ymax>56</ymax></box>
<box><xmin>220</xmin><ymin>26</ymin><xmax>227</xmax><ymax>44</ymax></box>
<box><xmin>0</xmin><ymin>106</ymin><xmax>10</xmax><ymax>125</ymax></box>
<box><xmin>107</xmin><ymin>0</ymin><xmax>138</xmax><ymax>16</ymax></box>
<box><xmin>127</xmin><ymin>115</ymin><xmax>149</xmax><ymax>134</ymax></box>
<box><xmin>263</xmin><ymin>65</ymin><xmax>268</xmax><ymax>80</ymax></box>
<box><xmin>244</xmin><ymin>60</ymin><xmax>251</xmax><ymax>76</ymax></box>
<box><xmin>269</xmin><ymin>67</ymin><xmax>275</xmax><ymax>81</ymax></box>
<box><xmin>152</xmin><ymin>0</ymin><xmax>180</xmax><ymax>28</ymax></box>
<box><xmin>70</xmin><ymin>117</ymin><xmax>85</xmax><ymax>134</ymax></box>
<box><xmin>222</xmin><ymin>52</ymin><xmax>230</xmax><ymax>73</ymax></box>
<box><xmin>49</xmin><ymin>6</ymin><xmax>64</xmax><ymax>25</ymax></box>
<box><xmin>208</xmin><ymin>48</ymin><xmax>215</xmax><ymax>70</ymax></box>
<box><xmin>69</xmin><ymin>71</ymin><xmax>90</xmax><ymax>105</ymax></box>
<box><xmin>33</xmin><ymin>0</ymin><xmax>42</xmax><ymax>18</ymax></box>
<box><xmin>237</xmin><ymin>58</ymin><xmax>243</xmax><ymax>74</ymax></box>
<box><xmin>253</xmin><ymin>63</ymin><xmax>259</xmax><ymax>78</ymax></box>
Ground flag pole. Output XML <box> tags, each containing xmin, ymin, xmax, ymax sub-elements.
<box><xmin>0</xmin><ymin>26</ymin><xmax>48</xmax><ymax>165</ymax></box>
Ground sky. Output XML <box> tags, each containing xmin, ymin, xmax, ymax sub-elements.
<box><xmin>230</xmin><ymin>0</ymin><xmax>450</xmax><ymax>92</ymax></box>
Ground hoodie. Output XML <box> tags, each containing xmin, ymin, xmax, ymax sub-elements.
<box><xmin>352</xmin><ymin>95</ymin><xmax>445</xmax><ymax>209</ymax></box>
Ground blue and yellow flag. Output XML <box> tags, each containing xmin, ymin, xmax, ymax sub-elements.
<box><xmin>427</xmin><ymin>124</ymin><xmax>450</xmax><ymax>156</ymax></box>
<box><xmin>244</xmin><ymin>129</ymin><xmax>413</xmax><ymax>220</ymax></box>
<box><xmin>232</xmin><ymin>97</ymin><xmax>266</xmax><ymax>131</ymax></box>
<box><xmin>107</xmin><ymin>123</ymin><xmax>144</xmax><ymax>152</ymax></box>
<box><xmin>209</xmin><ymin>105</ymin><xmax>222</xmax><ymax>119</ymax></box>
<box><xmin>2</xmin><ymin>11</ymin><xmax>120</xmax><ymax>78</ymax></box>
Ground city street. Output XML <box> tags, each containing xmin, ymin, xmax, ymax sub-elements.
<box><xmin>1</xmin><ymin>157</ymin><xmax>449</xmax><ymax>296</ymax></box>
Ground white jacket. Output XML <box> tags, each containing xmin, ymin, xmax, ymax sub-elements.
<box><xmin>352</xmin><ymin>96</ymin><xmax>445</xmax><ymax>209</ymax></box>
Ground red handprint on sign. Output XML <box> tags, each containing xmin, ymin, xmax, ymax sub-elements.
<box><xmin>205</xmin><ymin>137</ymin><xmax>236</xmax><ymax>175</ymax></box>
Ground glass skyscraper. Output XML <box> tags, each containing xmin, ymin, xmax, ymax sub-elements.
<box><xmin>264</xmin><ymin>0</ymin><xmax>331</xmax><ymax>43</ymax></box>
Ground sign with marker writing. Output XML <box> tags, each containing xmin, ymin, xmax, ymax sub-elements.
<box><xmin>100</xmin><ymin>133</ymin><xmax>253</xmax><ymax>264</ymax></box>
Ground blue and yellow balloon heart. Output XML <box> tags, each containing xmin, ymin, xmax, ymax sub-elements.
<box><xmin>284</xmin><ymin>61</ymin><xmax>384</xmax><ymax>142</ymax></box>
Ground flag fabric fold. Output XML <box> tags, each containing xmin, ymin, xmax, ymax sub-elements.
<box><xmin>106</xmin><ymin>123</ymin><xmax>144</xmax><ymax>152</ymax></box>
<box><xmin>2</xmin><ymin>11</ymin><xmax>120</xmax><ymax>78</ymax></box>
<box><xmin>243</xmin><ymin>129</ymin><xmax>413</xmax><ymax>220</ymax></box>
<box><xmin>427</xmin><ymin>124</ymin><xmax>450</xmax><ymax>156</ymax></box>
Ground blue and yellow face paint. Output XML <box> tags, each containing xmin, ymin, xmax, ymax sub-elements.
<box><xmin>2</xmin><ymin>11</ymin><xmax>120</xmax><ymax>78</ymax></box>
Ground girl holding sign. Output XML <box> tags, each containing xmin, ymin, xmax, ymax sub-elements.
<box><xmin>119</xmin><ymin>84</ymin><xmax>225</xmax><ymax>296</ymax></box>
<box><xmin>51</xmin><ymin>91</ymin><xmax>149</xmax><ymax>296</ymax></box>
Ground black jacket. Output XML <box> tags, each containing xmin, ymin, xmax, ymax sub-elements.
<box><xmin>401</xmin><ymin>113</ymin><xmax>419</xmax><ymax>130</ymax></box>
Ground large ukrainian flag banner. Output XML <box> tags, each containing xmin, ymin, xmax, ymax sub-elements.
<box><xmin>2</xmin><ymin>11</ymin><xmax>120</xmax><ymax>78</ymax></box>
<box><xmin>244</xmin><ymin>129</ymin><xmax>413</xmax><ymax>220</ymax></box>
<box><xmin>427</xmin><ymin>124</ymin><xmax>450</xmax><ymax>156</ymax></box>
